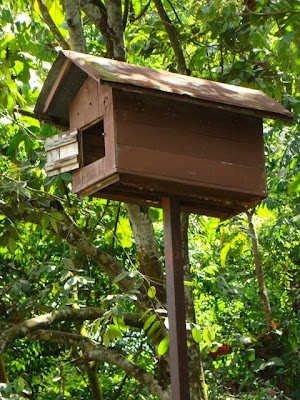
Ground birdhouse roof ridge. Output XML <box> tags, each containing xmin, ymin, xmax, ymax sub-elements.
<box><xmin>34</xmin><ymin>50</ymin><xmax>293</xmax><ymax>127</ymax></box>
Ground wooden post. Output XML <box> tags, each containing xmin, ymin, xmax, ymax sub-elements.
<box><xmin>162</xmin><ymin>196</ymin><xmax>190</xmax><ymax>400</ymax></box>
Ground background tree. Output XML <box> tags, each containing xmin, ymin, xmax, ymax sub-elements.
<box><xmin>0</xmin><ymin>0</ymin><xmax>299</xmax><ymax>399</ymax></box>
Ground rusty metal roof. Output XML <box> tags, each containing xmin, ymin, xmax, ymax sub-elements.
<box><xmin>35</xmin><ymin>50</ymin><xmax>293</xmax><ymax>127</ymax></box>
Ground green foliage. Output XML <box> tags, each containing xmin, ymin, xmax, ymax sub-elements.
<box><xmin>0</xmin><ymin>0</ymin><xmax>299</xmax><ymax>398</ymax></box>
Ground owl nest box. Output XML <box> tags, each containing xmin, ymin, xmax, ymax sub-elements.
<box><xmin>35</xmin><ymin>50</ymin><xmax>292</xmax><ymax>219</ymax></box>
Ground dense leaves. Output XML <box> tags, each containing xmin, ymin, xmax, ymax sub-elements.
<box><xmin>0</xmin><ymin>0</ymin><xmax>299</xmax><ymax>399</ymax></box>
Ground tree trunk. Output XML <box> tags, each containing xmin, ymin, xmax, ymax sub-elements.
<box><xmin>181</xmin><ymin>213</ymin><xmax>208</xmax><ymax>400</ymax></box>
<box><xmin>65</xmin><ymin>0</ymin><xmax>87</xmax><ymax>53</ymax></box>
<box><xmin>0</xmin><ymin>356</ymin><xmax>8</xmax><ymax>383</ymax></box>
<box><xmin>86</xmin><ymin>363</ymin><xmax>103</xmax><ymax>400</ymax></box>
<box><xmin>247</xmin><ymin>210</ymin><xmax>273</xmax><ymax>331</ymax></box>
<box><xmin>104</xmin><ymin>0</ymin><xmax>126</xmax><ymax>61</ymax></box>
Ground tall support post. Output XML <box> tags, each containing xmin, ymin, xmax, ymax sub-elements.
<box><xmin>162</xmin><ymin>196</ymin><xmax>190</xmax><ymax>400</ymax></box>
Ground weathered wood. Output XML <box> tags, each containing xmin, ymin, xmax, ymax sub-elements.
<box><xmin>43</xmin><ymin>59</ymin><xmax>71</xmax><ymax>114</ymax></box>
<box><xmin>90</xmin><ymin>172</ymin><xmax>263</xmax><ymax>218</ymax></box>
<box><xmin>113</xmin><ymin>90</ymin><xmax>265</xmax><ymax>168</ymax></box>
<box><xmin>44</xmin><ymin>64</ymin><xmax>270</xmax><ymax>218</ymax></box>
<box><xmin>45</xmin><ymin>129</ymin><xmax>78</xmax><ymax>151</ymax></box>
<box><xmin>72</xmin><ymin>86</ymin><xmax>117</xmax><ymax>197</ymax></box>
<box><xmin>69</xmin><ymin>77</ymin><xmax>104</xmax><ymax>130</ymax></box>
<box><xmin>117</xmin><ymin>145</ymin><xmax>266</xmax><ymax>195</ymax></box>
<box><xmin>162</xmin><ymin>196</ymin><xmax>190</xmax><ymax>400</ymax></box>
<box><xmin>77</xmin><ymin>173</ymin><xmax>120</xmax><ymax>197</ymax></box>
<box><xmin>45</xmin><ymin>129</ymin><xmax>79</xmax><ymax>176</ymax></box>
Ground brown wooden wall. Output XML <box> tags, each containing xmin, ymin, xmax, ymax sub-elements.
<box><xmin>70</xmin><ymin>79</ymin><xmax>117</xmax><ymax>196</ymax></box>
<box><xmin>113</xmin><ymin>89</ymin><xmax>266</xmax><ymax>198</ymax></box>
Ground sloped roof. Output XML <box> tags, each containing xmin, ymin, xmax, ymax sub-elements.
<box><xmin>35</xmin><ymin>50</ymin><xmax>293</xmax><ymax>127</ymax></box>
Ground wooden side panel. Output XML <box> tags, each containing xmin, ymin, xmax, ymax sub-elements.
<box><xmin>45</xmin><ymin>129</ymin><xmax>79</xmax><ymax>176</ymax></box>
<box><xmin>113</xmin><ymin>90</ymin><xmax>266</xmax><ymax>197</ymax></box>
<box><xmin>72</xmin><ymin>86</ymin><xmax>117</xmax><ymax>196</ymax></box>
<box><xmin>69</xmin><ymin>77</ymin><xmax>104</xmax><ymax>129</ymax></box>
<box><xmin>117</xmin><ymin>146</ymin><xmax>266</xmax><ymax>195</ymax></box>
<box><xmin>116</xmin><ymin>120</ymin><xmax>263</xmax><ymax>167</ymax></box>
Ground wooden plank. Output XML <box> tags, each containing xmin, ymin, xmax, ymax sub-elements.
<box><xmin>77</xmin><ymin>174</ymin><xmax>120</xmax><ymax>197</ymax></box>
<box><xmin>117</xmin><ymin>145</ymin><xmax>266</xmax><ymax>195</ymax></box>
<box><xmin>107</xmin><ymin>80</ymin><xmax>292</xmax><ymax>123</ymax></box>
<box><xmin>69</xmin><ymin>85</ymin><xmax>84</xmax><ymax>129</ymax></box>
<box><xmin>43</xmin><ymin>59</ymin><xmax>71</xmax><ymax>114</ymax></box>
<box><xmin>45</xmin><ymin>129</ymin><xmax>79</xmax><ymax>176</ymax></box>
<box><xmin>116</xmin><ymin>119</ymin><xmax>264</xmax><ymax>168</ymax></box>
<box><xmin>83</xmin><ymin>77</ymin><xmax>100</xmax><ymax>124</ymax></box>
<box><xmin>46</xmin><ymin>155</ymin><xmax>79</xmax><ymax>176</ymax></box>
<box><xmin>69</xmin><ymin>78</ymin><xmax>103</xmax><ymax>129</ymax></box>
<box><xmin>71</xmin><ymin>86</ymin><xmax>117</xmax><ymax>197</ymax></box>
<box><xmin>162</xmin><ymin>197</ymin><xmax>190</xmax><ymax>399</ymax></box>
<box><xmin>45</xmin><ymin>130</ymin><xmax>78</xmax><ymax>151</ymax></box>
<box><xmin>112</xmin><ymin>87</ymin><xmax>267</xmax><ymax>143</ymax></box>
<box><xmin>72</xmin><ymin>157</ymin><xmax>116</xmax><ymax>194</ymax></box>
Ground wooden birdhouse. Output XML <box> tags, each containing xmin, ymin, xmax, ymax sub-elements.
<box><xmin>35</xmin><ymin>50</ymin><xmax>293</xmax><ymax>219</ymax></box>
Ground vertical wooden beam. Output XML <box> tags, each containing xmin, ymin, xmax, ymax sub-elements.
<box><xmin>162</xmin><ymin>196</ymin><xmax>190</xmax><ymax>400</ymax></box>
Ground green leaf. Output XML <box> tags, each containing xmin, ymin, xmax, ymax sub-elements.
<box><xmin>158</xmin><ymin>337</ymin><xmax>169</xmax><ymax>355</ymax></box>
<box><xmin>18</xmin><ymin>377</ymin><xmax>25</xmax><ymax>391</ymax></box>
<box><xmin>147</xmin><ymin>320</ymin><xmax>160</xmax><ymax>337</ymax></box>
<box><xmin>203</xmin><ymin>326</ymin><xmax>215</xmax><ymax>345</ymax></box>
<box><xmin>140</xmin><ymin>308</ymin><xmax>152</xmax><ymax>320</ymax></box>
<box><xmin>114</xmin><ymin>271</ymin><xmax>128</xmax><ymax>283</ymax></box>
<box><xmin>108</xmin><ymin>324</ymin><xmax>122</xmax><ymax>340</ymax></box>
<box><xmin>192</xmin><ymin>327</ymin><xmax>202</xmax><ymax>343</ymax></box>
<box><xmin>77</xmin><ymin>276</ymin><xmax>95</xmax><ymax>285</ymax></box>
<box><xmin>8</xmin><ymin>236</ymin><xmax>16</xmax><ymax>254</ymax></box>
<box><xmin>50</xmin><ymin>211</ymin><xmax>63</xmax><ymax>221</ymax></box>
<box><xmin>220</xmin><ymin>243</ymin><xmax>231</xmax><ymax>267</ymax></box>
<box><xmin>60</xmin><ymin>172</ymin><xmax>73</xmax><ymax>182</ymax></box>
<box><xmin>184</xmin><ymin>280</ymin><xmax>194</xmax><ymax>287</ymax></box>
<box><xmin>148</xmin><ymin>286</ymin><xmax>156</xmax><ymax>298</ymax></box>
<box><xmin>116</xmin><ymin>217</ymin><xmax>133</xmax><ymax>248</ymax></box>
<box><xmin>50</xmin><ymin>217</ymin><xmax>58</xmax><ymax>233</ymax></box>
<box><xmin>143</xmin><ymin>314</ymin><xmax>157</xmax><ymax>331</ymax></box>
<box><xmin>113</xmin><ymin>316</ymin><xmax>127</xmax><ymax>331</ymax></box>
<box><xmin>238</xmin><ymin>335</ymin><xmax>252</xmax><ymax>345</ymax></box>
<box><xmin>41</xmin><ymin>214</ymin><xmax>50</xmax><ymax>229</ymax></box>
<box><xmin>247</xmin><ymin>348</ymin><xmax>255</xmax><ymax>362</ymax></box>
<box><xmin>288</xmin><ymin>172</ymin><xmax>300</xmax><ymax>195</ymax></box>
<box><xmin>103</xmin><ymin>332</ymin><xmax>110</xmax><ymax>347</ymax></box>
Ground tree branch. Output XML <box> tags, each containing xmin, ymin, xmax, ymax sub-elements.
<box><xmin>65</xmin><ymin>0</ymin><xmax>87</xmax><ymax>53</ymax></box>
<box><xmin>0</xmin><ymin>201</ymin><xmax>136</xmax><ymax>293</ymax></box>
<box><xmin>27</xmin><ymin>329</ymin><xmax>171</xmax><ymax>399</ymax></box>
<box><xmin>125</xmin><ymin>204</ymin><xmax>165</xmax><ymax>304</ymax></box>
<box><xmin>131</xmin><ymin>0</ymin><xmax>151</xmax><ymax>22</ymax></box>
<box><xmin>152</xmin><ymin>0</ymin><xmax>188</xmax><ymax>75</ymax></box>
<box><xmin>247</xmin><ymin>9</ymin><xmax>300</xmax><ymax>16</ymax></box>
<box><xmin>122</xmin><ymin>0</ymin><xmax>130</xmax><ymax>29</ymax></box>
<box><xmin>36</xmin><ymin>0</ymin><xmax>70</xmax><ymax>49</ymax></box>
<box><xmin>104</xmin><ymin>0</ymin><xmax>126</xmax><ymax>60</ymax></box>
<box><xmin>247</xmin><ymin>209</ymin><xmax>273</xmax><ymax>331</ymax></box>
<box><xmin>80</xmin><ymin>0</ymin><xmax>114</xmax><ymax>58</ymax></box>
<box><xmin>0</xmin><ymin>307</ymin><xmax>142</xmax><ymax>353</ymax></box>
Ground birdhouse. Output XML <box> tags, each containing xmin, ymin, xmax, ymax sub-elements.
<box><xmin>35</xmin><ymin>51</ymin><xmax>293</xmax><ymax>219</ymax></box>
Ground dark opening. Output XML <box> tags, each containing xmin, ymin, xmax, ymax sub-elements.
<box><xmin>80</xmin><ymin>119</ymin><xmax>105</xmax><ymax>166</ymax></box>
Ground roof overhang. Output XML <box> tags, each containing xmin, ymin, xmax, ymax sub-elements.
<box><xmin>35</xmin><ymin>50</ymin><xmax>294</xmax><ymax>128</ymax></box>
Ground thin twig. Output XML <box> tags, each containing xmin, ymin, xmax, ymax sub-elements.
<box><xmin>152</xmin><ymin>0</ymin><xmax>188</xmax><ymax>74</ymax></box>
